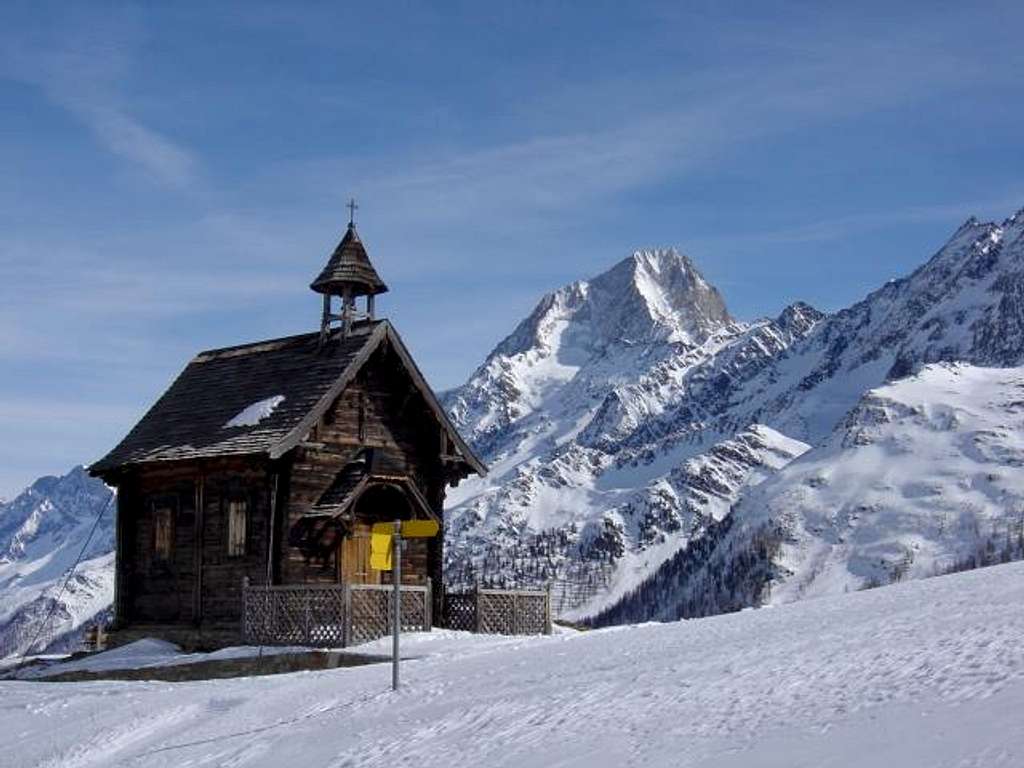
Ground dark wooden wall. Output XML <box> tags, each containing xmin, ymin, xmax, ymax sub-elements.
<box><xmin>281</xmin><ymin>343</ymin><xmax>448</xmax><ymax>589</ymax></box>
<box><xmin>115</xmin><ymin>457</ymin><xmax>276</xmax><ymax>629</ymax></box>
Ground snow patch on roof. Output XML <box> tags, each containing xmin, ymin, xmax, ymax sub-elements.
<box><xmin>223</xmin><ymin>395</ymin><xmax>285</xmax><ymax>429</ymax></box>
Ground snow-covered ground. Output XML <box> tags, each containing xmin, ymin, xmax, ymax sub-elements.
<box><xmin>4</xmin><ymin>561</ymin><xmax>1024</xmax><ymax>767</ymax></box>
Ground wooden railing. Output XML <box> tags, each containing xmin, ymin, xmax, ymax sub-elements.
<box><xmin>241</xmin><ymin>581</ymin><xmax>431</xmax><ymax>647</ymax></box>
<box><xmin>443</xmin><ymin>588</ymin><xmax>552</xmax><ymax>635</ymax></box>
<box><xmin>243</xmin><ymin>582</ymin><xmax>550</xmax><ymax>645</ymax></box>
<box><xmin>347</xmin><ymin>583</ymin><xmax>431</xmax><ymax>645</ymax></box>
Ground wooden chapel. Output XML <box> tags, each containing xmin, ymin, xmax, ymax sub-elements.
<box><xmin>89</xmin><ymin>211</ymin><xmax>485</xmax><ymax>648</ymax></box>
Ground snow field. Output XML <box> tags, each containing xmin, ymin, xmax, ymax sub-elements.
<box><xmin>3</xmin><ymin>560</ymin><xmax>1024</xmax><ymax>767</ymax></box>
<box><xmin>747</xmin><ymin>364</ymin><xmax>1024</xmax><ymax>602</ymax></box>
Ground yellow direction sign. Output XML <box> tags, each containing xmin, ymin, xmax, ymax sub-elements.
<box><xmin>371</xmin><ymin>520</ymin><xmax>440</xmax><ymax>539</ymax></box>
<box><xmin>369</xmin><ymin>531</ymin><xmax>393</xmax><ymax>571</ymax></box>
<box><xmin>401</xmin><ymin>519</ymin><xmax>440</xmax><ymax>538</ymax></box>
<box><xmin>368</xmin><ymin>520</ymin><xmax>440</xmax><ymax>571</ymax></box>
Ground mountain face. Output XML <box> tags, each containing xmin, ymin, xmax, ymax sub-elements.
<box><xmin>757</xmin><ymin>363</ymin><xmax>1024</xmax><ymax>601</ymax></box>
<box><xmin>445</xmin><ymin>208</ymin><xmax>1024</xmax><ymax>619</ymax></box>
<box><xmin>446</xmin><ymin>249</ymin><xmax>734</xmax><ymax>460</ymax></box>
<box><xmin>594</xmin><ymin>362</ymin><xmax>1024</xmax><ymax>626</ymax></box>
<box><xmin>0</xmin><ymin>467</ymin><xmax>114</xmax><ymax>658</ymax></box>
<box><xmin>442</xmin><ymin>249</ymin><xmax>820</xmax><ymax>611</ymax></box>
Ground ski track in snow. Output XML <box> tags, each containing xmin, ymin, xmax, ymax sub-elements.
<box><xmin>4</xmin><ymin>561</ymin><xmax>1024</xmax><ymax>767</ymax></box>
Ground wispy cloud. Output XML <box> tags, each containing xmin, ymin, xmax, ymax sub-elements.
<box><xmin>298</xmin><ymin>36</ymin><xmax>987</xmax><ymax>243</ymax></box>
<box><xmin>64</xmin><ymin>99</ymin><xmax>197</xmax><ymax>189</ymax></box>
<box><xmin>0</xmin><ymin>234</ymin><xmax>296</xmax><ymax>320</ymax></box>
<box><xmin>0</xmin><ymin>12</ymin><xmax>199</xmax><ymax>189</ymax></box>
<box><xmin>0</xmin><ymin>399</ymin><xmax>137</xmax><ymax>428</ymax></box>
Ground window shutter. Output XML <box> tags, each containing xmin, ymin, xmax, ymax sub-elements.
<box><xmin>228</xmin><ymin>499</ymin><xmax>248</xmax><ymax>557</ymax></box>
<box><xmin>154</xmin><ymin>506</ymin><xmax>173</xmax><ymax>561</ymax></box>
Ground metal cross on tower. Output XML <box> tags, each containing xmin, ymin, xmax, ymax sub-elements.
<box><xmin>347</xmin><ymin>197</ymin><xmax>359</xmax><ymax>226</ymax></box>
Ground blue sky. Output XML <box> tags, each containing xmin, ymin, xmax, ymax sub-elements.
<box><xmin>2</xmin><ymin>2</ymin><xmax>1023</xmax><ymax>498</ymax></box>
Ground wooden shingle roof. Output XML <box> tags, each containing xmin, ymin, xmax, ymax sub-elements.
<box><xmin>310</xmin><ymin>223</ymin><xmax>388</xmax><ymax>296</ymax></box>
<box><xmin>90</xmin><ymin>320</ymin><xmax>485</xmax><ymax>477</ymax></box>
<box><xmin>312</xmin><ymin>458</ymin><xmax>369</xmax><ymax>510</ymax></box>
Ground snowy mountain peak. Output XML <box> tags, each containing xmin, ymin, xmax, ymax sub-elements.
<box><xmin>588</xmin><ymin>247</ymin><xmax>732</xmax><ymax>348</ymax></box>
<box><xmin>774</xmin><ymin>301</ymin><xmax>824</xmax><ymax>336</ymax></box>
<box><xmin>491</xmin><ymin>247</ymin><xmax>732</xmax><ymax>363</ymax></box>
<box><xmin>0</xmin><ymin>466</ymin><xmax>111</xmax><ymax>564</ymax></box>
<box><xmin>1003</xmin><ymin>207</ymin><xmax>1024</xmax><ymax>227</ymax></box>
<box><xmin>952</xmin><ymin>215</ymin><xmax>982</xmax><ymax>237</ymax></box>
<box><xmin>444</xmin><ymin>248</ymin><xmax>738</xmax><ymax>455</ymax></box>
<box><xmin>896</xmin><ymin>216</ymin><xmax>1003</xmax><ymax>297</ymax></box>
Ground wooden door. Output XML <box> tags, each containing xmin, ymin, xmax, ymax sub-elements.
<box><xmin>339</xmin><ymin>523</ymin><xmax>382</xmax><ymax>585</ymax></box>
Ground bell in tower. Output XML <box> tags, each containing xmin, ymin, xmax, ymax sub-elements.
<box><xmin>311</xmin><ymin>199</ymin><xmax>389</xmax><ymax>339</ymax></box>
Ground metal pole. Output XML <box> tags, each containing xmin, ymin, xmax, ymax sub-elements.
<box><xmin>392</xmin><ymin>519</ymin><xmax>401</xmax><ymax>691</ymax></box>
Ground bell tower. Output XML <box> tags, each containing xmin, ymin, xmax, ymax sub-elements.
<box><xmin>311</xmin><ymin>199</ymin><xmax>389</xmax><ymax>339</ymax></box>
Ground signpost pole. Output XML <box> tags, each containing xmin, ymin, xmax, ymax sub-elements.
<box><xmin>371</xmin><ymin>518</ymin><xmax>437</xmax><ymax>693</ymax></box>
<box><xmin>392</xmin><ymin>519</ymin><xmax>401</xmax><ymax>691</ymax></box>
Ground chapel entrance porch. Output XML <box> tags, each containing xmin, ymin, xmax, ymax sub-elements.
<box><xmin>333</xmin><ymin>480</ymin><xmax>433</xmax><ymax>586</ymax></box>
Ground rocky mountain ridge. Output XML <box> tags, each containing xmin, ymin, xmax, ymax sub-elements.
<box><xmin>442</xmin><ymin>246</ymin><xmax>825</xmax><ymax>608</ymax></box>
<box><xmin>444</xmin><ymin>208</ymin><xmax>1024</xmax><ymax>617</ymax></box>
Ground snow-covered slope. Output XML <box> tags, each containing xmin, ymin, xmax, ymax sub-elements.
<box><xmin>5</xmin><ymin>561</ymin><xmax>1024</xmax><ymax>767</ymax></box>
<box><xmin>445</xmin><ymin>423</ymin><xmax>808</xmax><ymax>616</ymax></box>
<box><xmin>0</xmin><ymin>467</ymin><xmax>114</xmax><ymax>658</ymax></box>
<box><xmin>594</xmin><ymin>362</ymin><xmax>1024</xmax><ymax>624</ymax></box>
<box><xmin>753</xmin><ymin>362</ymin><xmax>1024</xmax><ymax>600</ymax></box>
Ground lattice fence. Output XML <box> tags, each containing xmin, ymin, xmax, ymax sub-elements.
<box><xmin>443</xmin><ymin>589</ymin><xmax>551</xmax><ymax>635</ymax></box>
<box><xmin>243</xmin><ymin>583</ymin><xmax>549</xmax><ymax>645</ymax></box>
<box><xmin>242</xmin><ymin>582</ymin><xmax>431</xmax><ymax>647</ymax></box>
<box><xmin>548</xmin><ymin>578</ymin><xmax>602</xmax><ymax>617</ymax></box>
<box><xmin>443</xmin><ymin>592</ymin><xmax>477</xmax><ymax>632</ymax></box>
<box><xmin>242</xmin><ymin>584</ymin><xmax>347</xmax><ymax>646</ymax></box>
<box><xmin>347</xmin><ymin>584</ymin><xmax>431</xmax><ymax>645</ymax></box>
